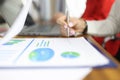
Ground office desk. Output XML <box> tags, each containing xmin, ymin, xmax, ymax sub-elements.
<box><xmin>17</xmin><ymin>35</ymin><xmax>120</xmax><ymax>80</ymax></box>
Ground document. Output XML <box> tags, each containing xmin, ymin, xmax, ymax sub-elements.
<box><xmin>1</xmin><ymin>37</ymin><xmax>111</xmax><ymax>80</ymax></box>
<box><xmin>0</xmin><ymin>68</ymin><xmax>92</xmax><ymax>80</ymax></box>
<box><xmin>0</xmin><ymin>37</ymin><xmax>109</xmax><ymax>68</ymax></box>
<box><xmin>0</xmin><ymin>38</ymin><xmax>33</xmax><ymax>66</ymax></box>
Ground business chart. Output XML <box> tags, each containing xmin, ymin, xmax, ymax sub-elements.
<box><xmin>0</xmin><ymin>38</ymin><xmax>33</xmax><ymax>66</ymax></box>
<box><xmin>0</xmin><ymin>37</ymin><xmax>109</xmax><ymax>67</ymax></box>
<box><xmin>0</xmin><ymin>38</ymin><xmax>93</xmax><ymax>80</ymax></box>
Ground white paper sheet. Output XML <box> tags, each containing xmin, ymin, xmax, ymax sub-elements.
<box><xmin>0</xmin><ymin>68</ymin><xmax>92</xmax><ymax>80</ymax></box>
<box><xmin>0</xmin><ymin>37</ymin><xmax>109</xmax><ymax>67</ymax></box>
<box><xmin>0</xmin><ymin>38</ymin><xmax>33</xmax><ymax>66</ymax></box>
<box><xmin>1</xmin><ymin>37</ymin><xmax>112</xmax><ymax>80</ymax></box>
<box><xmin>0</xmin><ymin>0</ymin><xmax>32</xmax><ymax>45</ymax></box>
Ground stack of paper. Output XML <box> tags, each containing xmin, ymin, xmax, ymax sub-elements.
<box><xmin>0</xmin><ymin>37</ymin><xmax>109</xmax><ymax>67</ymax></box>
<box><xmin>0</xmin><ymin>37</ymin><xmax>110</xmax><ymax>80</ymax></box>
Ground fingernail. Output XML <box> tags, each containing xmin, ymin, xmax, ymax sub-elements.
<box><xmin>64</xmin><ymin>25</ymin><xmax>68</xmax><ymax>29</ymax></box>
<box><xmin>70</xmin><ymin>30</ymin><xmax>75</xmax><ymax>35</ymax></box>
<box><xmin>68</xmin><ymin>22</ymin><xmax>74</xmax><ymax>27</ymax></box>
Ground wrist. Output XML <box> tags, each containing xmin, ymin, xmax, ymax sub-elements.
<box><xmin>74</xmin><ymin>19</ymin><xmax>88</xmax><ymax>37</ymax></box>
<box><xmin>82</xmin><ymin>20</ymin><xmax>88</xmax><ymax>34</ymax></box>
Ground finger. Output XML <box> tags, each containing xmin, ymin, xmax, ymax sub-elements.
<box><xmin>63</xmin><ymin>28</ymin><xmax>76</xmax><ymax>37</ymax></box>
<box><xmin>69</xmin><ymin>28</ymin><xmax>76</xmax><ymax>36</ymax></box>
<box><xmin>75</xmin><ymin>19</ymin><xmax>86</xmax><ymax>33</ymax></box>
<box><xmin>60</xmin><ymin>26</ymin><xmax>68</xmax><ymax>36</ymax></box>
<box><xmin>56</xmin><ymin>16</ymin><xmax>67</xmax><ymax>26</ymax></box>
<box><xmin>69</xmin><ymin>28</ymin><xmax>83</xmax><ymax>37</ymax></box>
<box><xmin>68</xmin><ymin>18</ymin><xmax>79</xmax><ymax>27</ymax></box>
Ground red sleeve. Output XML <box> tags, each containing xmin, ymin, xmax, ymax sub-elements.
<box><xmin>82</xmin><ymin>0</ymin><xmax>115</xmax><ymax>20</ymax></box>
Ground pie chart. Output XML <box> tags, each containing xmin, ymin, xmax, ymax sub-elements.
<box><xmin>29</xmin><ymin>48</ymin><xmax>54</xmax><ymax>61</ymax></box>
<box><xmin>61</xmin><ymin>51</ymin><xmax>80</xmax><ymax>58</ymax></box>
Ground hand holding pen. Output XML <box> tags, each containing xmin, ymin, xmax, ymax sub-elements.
<box><xmin>56</xmin><ymin>13</ymin><xmax>87</xmax><ymax>37</ymax></box>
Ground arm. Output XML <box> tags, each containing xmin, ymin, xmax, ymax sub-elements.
<box><xmin>57</xmin><ymin>0</ymin><xmax>120</xmax><ymax>37</ymax></box>
<box><xmin>87</xmin><ymin>0</ymin><xmax>120</xmax><ymax>36</ymax></box>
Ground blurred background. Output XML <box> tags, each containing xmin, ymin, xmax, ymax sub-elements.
<box><xmin>0</xmin><ymin>0</ymin><xmax>66</xmax><ymax>36</ymax></box>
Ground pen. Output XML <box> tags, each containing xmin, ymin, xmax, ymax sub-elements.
<box><xmin>66</xmin><ymin>9</ymin><xmax>70</xmax><ymax>37</ymax></box>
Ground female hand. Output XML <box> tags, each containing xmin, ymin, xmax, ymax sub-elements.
<box><xmin>56</xmin><ymin>15</ymin><xmax>87</xmax><ymax>37</ymax></box>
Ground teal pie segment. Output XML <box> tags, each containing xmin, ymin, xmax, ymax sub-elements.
<box><xmin>61</xmin><ymin>51</ymin><xmax>80</xmax><ymax>58</ymax></box>
<box><xmin>29</xmin><ymin>48</ymin><xmax>54</xmax><ymax>61</ymax></box>
<box><xmin>3</xmin><ymin>40</ymin><xmax>25</xmax><ymax>45</ymax></box>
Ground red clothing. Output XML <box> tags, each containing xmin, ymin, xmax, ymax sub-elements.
<box><xmin>105</xmin><ymin>39</ymin><xmax>120</xmax><ymax>56</ymax></box>
<box><xmin>82</xmin><ymin>0</ymin><xmax>120</xmax><ymax>56</ymax></box>
<box><xmin>82</xmin><ymin>0</ymin><xmax>115</xmax><ymax>20</ymax></box>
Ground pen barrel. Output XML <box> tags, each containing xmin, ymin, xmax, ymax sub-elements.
<box><xmin>65</xmin><ymin>10</ymin><xmax>70</xmax><ymax>37</ymax></box>
<box><xmin>66</xmin><ymin>10</ymin><xmax>70</xmax><ymax>24</ymax></box>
